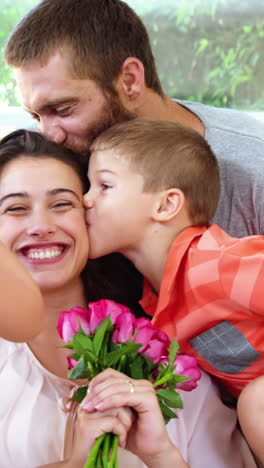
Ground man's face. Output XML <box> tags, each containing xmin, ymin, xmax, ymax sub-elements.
<box><xmin>15</xmin><ymin>51</ymin><xmax>134</xmax><ymax>153</ymax></box>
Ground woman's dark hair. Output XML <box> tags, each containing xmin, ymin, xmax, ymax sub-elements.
<box><xmin>0</xmin><ymin>129</ymin><xmax>144</xmax><ymax>312</ymax></box>
<box><xmin>0</xmin><ymin>129</ymin><xmax>89</xmax><ymax>191</ymax></box>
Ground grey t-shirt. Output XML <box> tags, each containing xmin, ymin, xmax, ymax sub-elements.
<box><xmin>176</xmin><ymin>100</ymin><xmax>264</xmax><ymax>238</ymax></box>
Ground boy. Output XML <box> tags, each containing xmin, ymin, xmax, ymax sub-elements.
<box><xmin>84</xmin><ymin>118</ymin><xmax>264</xmax><ymax>463</ymax></box>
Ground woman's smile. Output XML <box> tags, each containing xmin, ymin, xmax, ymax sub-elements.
<box><xmin>19</xmin><ymin>242</ymin><xmax>68</xmax><ymax>263</ymax></box>
<box><xmin>0</xmin><ymin>156</ymin><xmax>89</xmax><ymax>291</ymax></box>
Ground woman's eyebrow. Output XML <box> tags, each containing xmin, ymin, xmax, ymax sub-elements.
<box><xmin>47</xmin><ymin>188</ymin><xmax>81</xmax><ymax>201</ymax></box>
<box><xmin>0</xmin><ymin>192</ymin><xmax>28</xmax><ymax>206</ymax></box>
<box><xmin>0</xmin><ymin>189</ymin><xmax>81</xmax><ymax>206</ymax></box>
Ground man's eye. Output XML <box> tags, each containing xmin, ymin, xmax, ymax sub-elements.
<box><xmin>55</xmin><ymin>107</ymin><xmax>71</xmax><ymax>116</ymax></box>
<box><xmin>30</xmin><ymin>113</ymin><xmax>40</xmax><ymax>121</ymax></box>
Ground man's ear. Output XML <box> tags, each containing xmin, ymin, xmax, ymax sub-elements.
<box><xmin>114</xmin><ymin>57</ymin><xmax>145</xmax><ymax>106</ymax></box>
<box><xmin>153</xmin><ymin>189</ymin><xmax>185</xmax><ymax>222</ymax></box>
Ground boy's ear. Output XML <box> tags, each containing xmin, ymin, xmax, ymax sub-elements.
<box><xmin>153</xmin><ymin>189</ymin><xmax>185</xmax><ymax>222</ymax></box>
<box><xmin>114</xmin><ymin>57</ymin><xmax>145</xmax><ymax>105</ymax></box>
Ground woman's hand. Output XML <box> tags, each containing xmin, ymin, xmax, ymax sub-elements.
<box><xmin>70</xmin><ymin>404</ymin><xmax>133</xmax><ymax>467</ymax></box>
<box><xmin>38</xmin><ymin>405</ymin><xmax>133</xmax><ymax>468</ymax></box>
<box><xmin>80</xmin><ymin>368</ymin><xmax>188</xmax><ymax>468</ymax></box>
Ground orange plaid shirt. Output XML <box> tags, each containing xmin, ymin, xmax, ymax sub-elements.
<box><xmin>140</xmin><ymin>224</ymin><xmax>264</xmax><ymax>397</ymax></box>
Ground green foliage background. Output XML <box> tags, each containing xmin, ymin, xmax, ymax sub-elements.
<box><xmin>0</xmin><ymin>0</ymin><xmax>263</xmax><ymax>109</ymax></box>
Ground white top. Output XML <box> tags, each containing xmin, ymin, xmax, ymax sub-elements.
<box><xmin>0</xmin><ymin>339</ymin><xmax>256</xmax><ymax>468</ymax></box>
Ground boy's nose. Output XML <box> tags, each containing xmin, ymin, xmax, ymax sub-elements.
<box><xmin>83</xmin><ymin>191</ymin><xmax>93</xmax><ymax>208</ymax></box>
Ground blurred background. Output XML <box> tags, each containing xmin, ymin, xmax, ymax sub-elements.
<box><xmin>0</xmin><ymin>0</ymin><xmax>264</xmax><ymax>136</ymax></box>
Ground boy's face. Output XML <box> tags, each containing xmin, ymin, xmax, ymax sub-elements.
<box><xmin>84</xmin><ymin>149</ymin><xmax>155</xmax><ymax>259</ymax></box>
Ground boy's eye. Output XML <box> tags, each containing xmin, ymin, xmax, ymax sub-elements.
<box><xmin>101</xmin><ymin>183</ymin><xmax>111</xmax><ymax>191</ymax></box>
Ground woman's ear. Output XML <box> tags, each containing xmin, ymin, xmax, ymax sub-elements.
<box><xmin>153</xmin><ymin>189</ymin><xmax>185</xmax><ymax>222</ymax></box>
<box><xmin>114</xmin><ymin>57</ymin><xmax>145</xmax><ymax>106</ymax></box>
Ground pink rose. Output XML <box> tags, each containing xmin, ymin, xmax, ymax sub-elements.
<box><xmin>134</xmin><ymin>318</ymin><xmax>169</xmax><ymax>363</ymax></box>
<box><xmin>67</xmin><ymin>356</ymin><xmax>78</xmax><ymax>370</ymax></box>
<box><xmin>88</xmin><ymin>299</ymin><xmax>130</xmax><ymax>334</ymax></box>
<box><xmin>57</xmin><ymin>306</ymin><xmax>91</xmax><ymax>344</ymax></box>
<box><xmin>174</xmin><ymin>354</ymin><xmax>201</xmax><ymax>391</ymax></box>
<box><xmin>112</xmin><ymin>311</ymin><xmax>136</xmax><ymax>344</ymax></box>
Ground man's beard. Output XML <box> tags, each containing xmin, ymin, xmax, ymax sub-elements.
<box><xmin>66</xmin><ymin>93</ymin><xmax>136</xmax><ymax>154</ymax></box>
<box><xmin>87</xmin><ymin>94</ymin><xmax>136</xmax><ymax>145</ymax></box>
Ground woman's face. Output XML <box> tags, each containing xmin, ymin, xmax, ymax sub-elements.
<box><xmin>0</xmin><ymin>156</ymin><xmax>89</xmax><ymax>292</ymax></box>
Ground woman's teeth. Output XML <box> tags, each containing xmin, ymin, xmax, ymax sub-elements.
<box><xmin>26</xmin><ymin>248</ymin><xmax>64</xmax><ymax>259</ymax></box>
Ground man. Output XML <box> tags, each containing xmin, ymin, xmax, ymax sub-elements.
<box><xmin>5</xmin><ymin>0</ymin><xmax>264</xmax><ymax>239</ymax></box>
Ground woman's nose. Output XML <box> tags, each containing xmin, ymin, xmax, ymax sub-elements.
<box><xmin>26</xmin><ymin>212</ymin><xmax>56</xmax><ymax>238</ymax></box>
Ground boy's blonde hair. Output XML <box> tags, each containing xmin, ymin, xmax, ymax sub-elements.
<box><xmin>91</xmin><ymin>119</ymin><xmax>220</xmax><ymax>226</ymax></box>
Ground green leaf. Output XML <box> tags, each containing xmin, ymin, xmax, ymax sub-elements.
<box><xmin>59</xmin><ymin>343</ymin><xmax>74</xmax><ymax>350</ymax></box>
<box><xmin>197</xmin><ymin>37</ymin><xmax>209</xmax><ymax>55</ymax></box>
<box><xmin>104</xmin><ymin>342</ymin><xmax>142</xmax><ymax>368</ymax></box>
<box><xmin>71</xmin><ymin>334</ymin><xmax>97</xmax><ymax>363</ymax></box>
<box><xmin>72</xmin><ymin>386</ymin><xmax>88</xmax><ymax>403</ymax></box>
<box><xmin>128</xmin><ymin>354</ymin><xmax>144</xmax><ymax>379</ymax></box>
<box><xmin>171</xmin><ymin>375</ymin><xmax>189</xmax><ymax>385</ymax></box>
<box><xmin>156</xmin><ymin>388</ymin><xmax>183</xmax><ymax>409</ymax></box>
<box><xmin>168</xmin><ymin>339</ymin><xmax>179</xmax><ymax>367</ymax></box>
<box><xmin>93</xmin><ymin>315</ymin><xmax>112</xmax><ymax>356</ymax></box>
<box><xmin>243</xmin><ymin>25</ymin><xmax>252</xmax><ymax>34</ymax></box>
<box><xmin>73</xmin><ymin>333</ymin><xmax>94</xmax><ymax>352</ymax></box>
<box><xmin>68</xmin><ymin>355</ymin><xmax>89</xmax><ymax>380</ymax></box>
<box><xmin>158</xmin><ymin>400</ymin><xmax>178</xmax><ymax>425</ymax></box>
<box><xmin>68</xmin><ymin>352</ymin><xmax>81</xmax><ymax>361</ymax></box>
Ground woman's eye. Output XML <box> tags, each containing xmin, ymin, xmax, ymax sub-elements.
<box><xmin>5</xmin><ymin>206</ymin><xmax>27</xmax><ymax>213</ymax></box>
<box><xmin>53</xmin><ymin>201</ymin><xmax>74</xmax><ymax>209</ymax></box>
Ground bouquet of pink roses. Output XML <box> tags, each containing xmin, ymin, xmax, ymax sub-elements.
<box><xmin>57</xmin><ymin>299</ymin><xmax>201</xmax><ymax>468</ymax></box>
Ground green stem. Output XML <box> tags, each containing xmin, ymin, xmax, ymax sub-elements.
<box><xmin>108</xmin><ymin>435</ymin><xmax>119</xmax><ymax>468</ymax></box>
<box><xmin>117</xmin><ymin>355</ymin><xmax>127</xmax><ymax>372</ymax></box>
<box><xmin>152</xmin><ymin>372</ymin><xmax>173</xmax><ymax>388</ymax></box>
<box><xmin>83</xmin><ymin>434</ymin><xmax>105</xmax><ymax>468</ymax></box>
<box><xmin>102</xmin><ymin>433</ymin><xmax>111</xmax><ymax>468</ymax></box>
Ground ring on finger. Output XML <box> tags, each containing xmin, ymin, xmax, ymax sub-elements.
<box><xmin>127</xmin><ymin>380</ymin><xmax>135</xmax><ymax>393</ymax></box>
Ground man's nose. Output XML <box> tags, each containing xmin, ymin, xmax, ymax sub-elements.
<box><xmin>39</xmin><ymin>117</ymin><xmax>67</xmax><ymax>145</ymax></box>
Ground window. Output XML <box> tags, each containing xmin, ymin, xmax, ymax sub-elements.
<box><xmin>128</xmin><ymin>0</ymin><xmax>264</xmax><ymax>112</ymax></box>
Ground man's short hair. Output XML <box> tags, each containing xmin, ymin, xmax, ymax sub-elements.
<box><xmin>5</xmin><ymin>0</ymin><xmax>163</xmax><ymax>96</ymax></box>
<box><xmin>91</xmin><ymin>119</ymin><xmax>221</xmax><ymax>226</ymax></box>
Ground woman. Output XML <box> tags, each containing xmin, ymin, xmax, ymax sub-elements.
<box><xmin>0</xmin><ymin>129</ymin><xmax>256</xmax><ymax>468</ymax></box>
